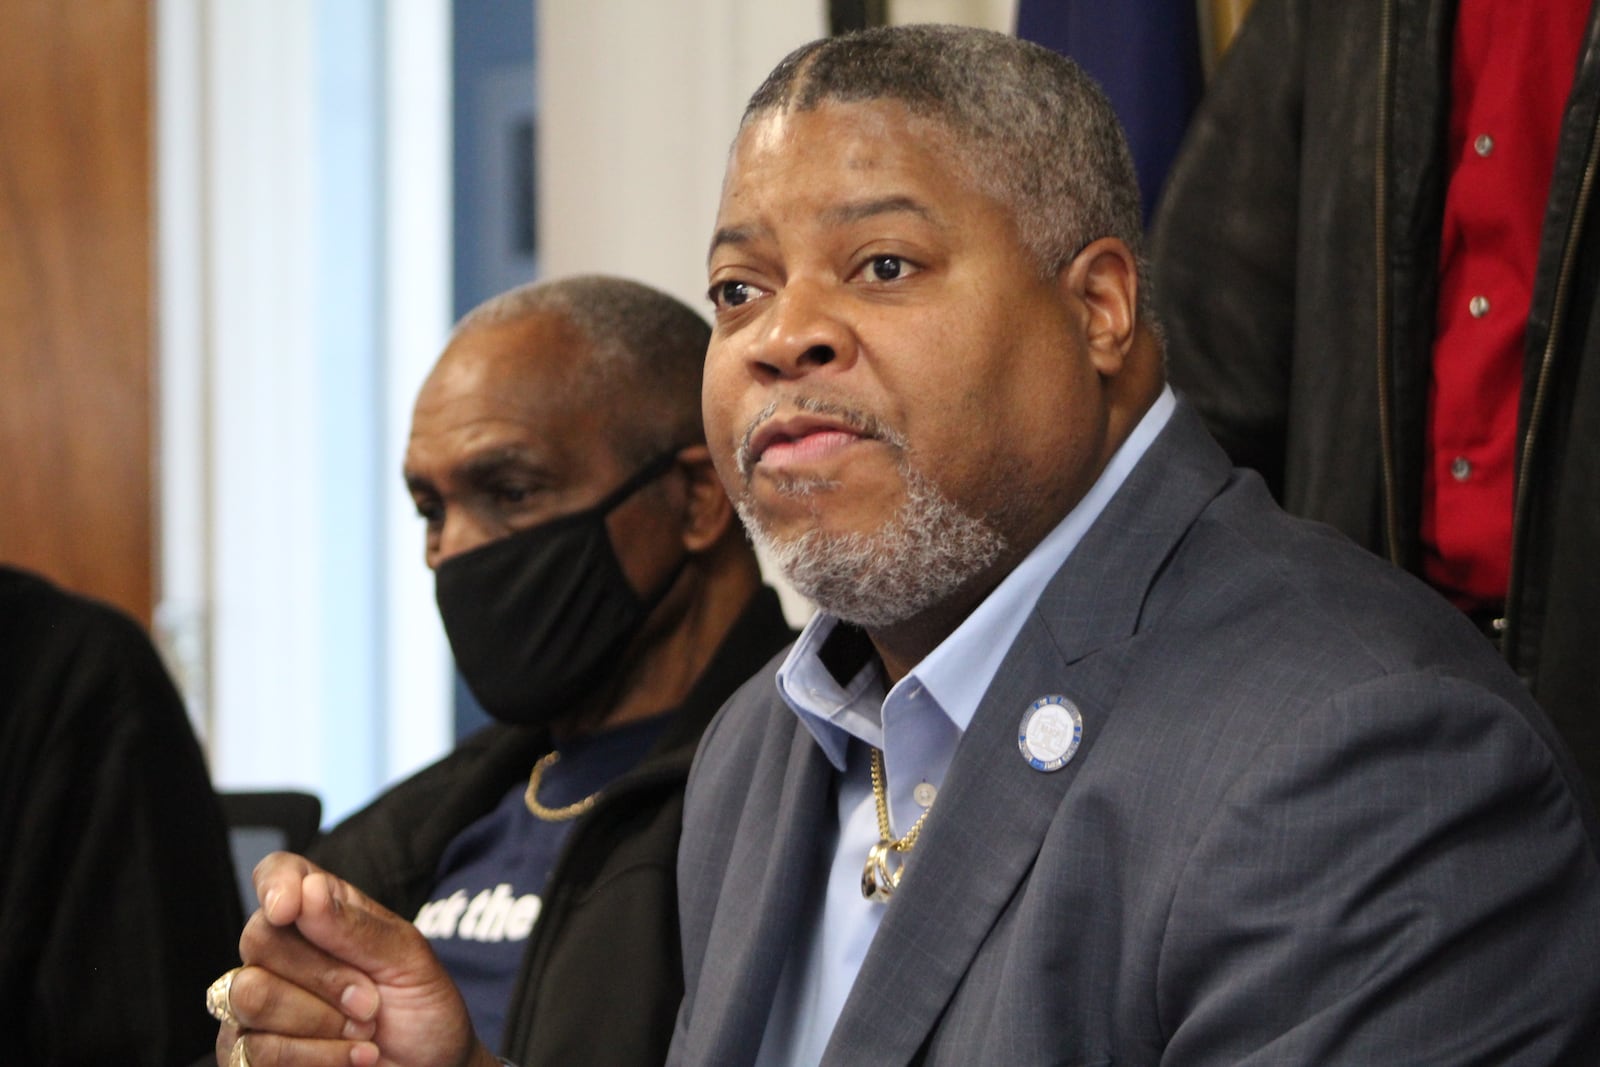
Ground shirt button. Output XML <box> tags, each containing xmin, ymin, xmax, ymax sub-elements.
<box><xmin>1474</xmin><ymin>133</ymin><xmax>1494</xmax><ymax>157</ymax></box>
<box><xmin>1451</xmin><ymin>456</ymin><xmax>1472</xmax><ymax>482</ymax></box>
<box><xmin>913</xmin><ymin>782</ymin><xmax>938</xmax><ymax>808</ymax></box>
<box><xmin>1469</xmin><ymin>295</ymin><xmax>1490</xmax><ymax>318</ymax></box>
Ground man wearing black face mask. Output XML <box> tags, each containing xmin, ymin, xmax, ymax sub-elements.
<box><xmin>207</xmin><ymin>275</ymin><xmax>793</xmax><ymax>1067</ymax></box>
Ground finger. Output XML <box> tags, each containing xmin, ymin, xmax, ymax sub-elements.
<box><xmin>294</xmin><ymin>869</ymin><xmax>434</xmax><ymax>987</ymax></box>
<box><xmin>228</xmin><ymin>964</ymin><xmax>378</xmax><ymax>1042</ymax></box>
<box><xmin>216</xmin><ymin>1021</ymin><xmax>240</xmax><ymax>1065</ymax></box>
<box><xmin>239</xmin><ymin>909</ymin><xmax>381</xmax><ymax>1024</ymax></box>
<box><xmin>227</xmin><ymin>1032</ymin><xmax>380</xmax><ymax>1067</ymax></box>
<box><xmin>252</xmin><ymin>851</ymin><xmax>320</xmax><ymax>925</ymax></box>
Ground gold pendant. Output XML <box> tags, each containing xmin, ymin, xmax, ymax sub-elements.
<box><xmin>861</xmin><ymin>841</ymin><xmax>903</xmax><ymax>903</ymax></box>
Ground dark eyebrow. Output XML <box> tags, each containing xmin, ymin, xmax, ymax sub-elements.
<box><xmin>707</xmin><ymin>196</ymin><xmax>938</xmax><ymax>264</ymax></box>
<box><xmin>708</xmin><ymin>223</ymin><xmax>760</xmax><ymax>263</ymax></box>
<box><xmin>821</xmin><ymin>195</ymin><xmax>936</xmax><ymax>227</ymax></box>
<box><xmin>404</xmin><ymin>446</ymin><xmax>546</xmax><ymax>494</ymax></box>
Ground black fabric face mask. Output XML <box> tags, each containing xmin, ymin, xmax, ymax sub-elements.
<box><xmin>434</xmin><ymin>452</ymin><xmax>683</xmax><ymax>727</ymax></box>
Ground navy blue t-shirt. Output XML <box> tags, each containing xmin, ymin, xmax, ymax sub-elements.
<box><xmin>413</xmin><ymin>715</ymin><xmax>669</xmax><ymax>1052</ymax></box>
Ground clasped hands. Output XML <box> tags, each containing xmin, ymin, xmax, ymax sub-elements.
<box><xmin>213</xmin><ymin>852</ymin><xmax>501</xmax><ymax>1067</ymax></box>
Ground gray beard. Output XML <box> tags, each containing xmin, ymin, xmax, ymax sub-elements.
<box><xmin>736</xmin><ymin>464</ymin><xmax>1006</xmax><ymax>630</ymax></box>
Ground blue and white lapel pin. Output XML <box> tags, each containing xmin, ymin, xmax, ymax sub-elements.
<box><xmin>1018</xmin><ymin>695</ymin><xmax>1083</xmax><ymax>772</ymax></box>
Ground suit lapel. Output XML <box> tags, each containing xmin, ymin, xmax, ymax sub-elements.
<box><xmin>687</xmin><ymin>703</ymin><xmax>836</xmax><ymax>1065</ymax></box>
<box><xmin>821</xmin><ymin>402</ymin><xmax>1233</xmax><ymax>1064</ymax></box>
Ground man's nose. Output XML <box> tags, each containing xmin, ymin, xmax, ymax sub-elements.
<box><xmin>432</xmin><ymin>511</ymin><xmax>499</xmax><ymax>567</ymax></box>
<box><xmin>750</xmin><ymin>281</ymin><xmax>856</xmax><ymax>381</ymax></box>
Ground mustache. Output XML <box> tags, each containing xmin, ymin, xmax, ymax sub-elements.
<box><xmin>735</xmin><ymin>394</ymin><xmax>906</xmax><ymax>478</ymax></box>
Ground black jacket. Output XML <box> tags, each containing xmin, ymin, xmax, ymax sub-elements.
<box><xmin>310</xmin><ymin>588</ymin><xmax>794</xmax><ymax>1067</ymax></box>
<box><xmin>0</xmin><ymin>566</ymin><xmax>244</xmax><ymax>1066</ymax></box>
<box><xmin>1151</xmin><ymin>0</ymin><xmax>1600</xmax><ymax>801</ymax></box>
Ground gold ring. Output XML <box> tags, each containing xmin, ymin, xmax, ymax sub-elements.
<box><xmin>228</xmin><ymin>1036</ymin><xmax>252</xmax><ymax>1067</ymax></box>
<box><xmin>205</xmin><ymin>967</ymin><xmax>243</xmax><ymax>1026</ymax></box>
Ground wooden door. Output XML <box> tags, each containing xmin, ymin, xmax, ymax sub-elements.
<box><xmin>0</xmin><ymin>1</ymin><xmax>154</xmax><ymax>624</ymax></box>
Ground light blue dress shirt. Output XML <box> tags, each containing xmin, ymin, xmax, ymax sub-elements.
<box><xmin>754</xmin><ymin>387</ymin><xmax>1177</xmax><ymax>1065</ymax></box>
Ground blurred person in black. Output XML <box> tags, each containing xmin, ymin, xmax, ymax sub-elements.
<box><xmin>0</xmin><ymin>564</ymin><xmax>243</xmax><ymax>1065</ymax></box>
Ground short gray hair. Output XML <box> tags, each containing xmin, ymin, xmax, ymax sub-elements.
<box><xmin>743</xmin><ymin>25</ymin><xmax>1145</xmax><ymax>289</ymax></box>
<box><xmin>455</xmin><ymin>275</ymin><xmax>710</xmax><ymax>462</ymax></box>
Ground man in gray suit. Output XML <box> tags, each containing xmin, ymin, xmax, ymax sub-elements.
<box><xmin>202</xmin><ymin>25</ymin><xmax>1600</xmax><ymax>1067</ymax></box>
<box><xmin>675</xmin><ymin>23</ymin><xmax>1600</xmax><ymax>1066</ymax></box>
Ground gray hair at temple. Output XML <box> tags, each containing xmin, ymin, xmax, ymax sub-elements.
<box><xmin>742</xmin><ymin>24</ymin><xmax>1148</xmax><ymax>300</ymax></box>
<box><xmin>454</xmin><ymin>275</ymin><xmax>711</xmax><ymax>461</ymax></box>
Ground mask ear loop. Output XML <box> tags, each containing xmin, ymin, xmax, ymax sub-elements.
<box><xmin>592</xmin><ymin>448</ymin><xmax>684</xmax><ymax>516</ymax></box>
<box><xmin>600</xmin><ymin>447</ymin><xmax>697</xmax><ymax>614</ymax></box>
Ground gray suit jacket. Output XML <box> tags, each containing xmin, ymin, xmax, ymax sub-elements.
<box><xmin>670</xmin><ymin>404</ymin><xmax>1600</xmax><ymax>1066</ymax></box>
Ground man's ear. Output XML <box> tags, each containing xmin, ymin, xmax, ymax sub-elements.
<box><xmin>674</xmin><ymin>444</ymin><xmax>736</xmax><ymax>552</ymax></box>
<box><xmin>1059</xmin><ymin>237</ymin><xmax>1139</xmax><ymax>377</ymax></box>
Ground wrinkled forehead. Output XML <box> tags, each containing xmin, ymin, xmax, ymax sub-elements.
<box><xmin>403</xmin><ymin>343</ymin><xmax>623</xmax><ymax>490</ymax></box>
<box><xmin>714</xmin><ymin>100</ymin><xmax>1006</xmax><ymax>255</ymax></box>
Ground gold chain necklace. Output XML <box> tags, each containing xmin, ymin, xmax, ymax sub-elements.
<box><xmin>523</xmin><ymin>751</ymin><xmax>602</xmax><ymax>822</ymax></box>
<box><xmin>861</xmin><ymin>746</ymin><xmax>933</xmax><ymax>903</ymax></box>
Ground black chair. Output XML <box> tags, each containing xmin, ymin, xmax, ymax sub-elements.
<box><xmin>218</xmin><ymin>790</ymin><xmax>323</xmax><ymax>914</ymax></box>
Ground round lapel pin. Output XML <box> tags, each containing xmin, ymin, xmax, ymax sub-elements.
<box><xmin>1018</xmin><ymin>695</ymin><xmax>1083</xmax><ymax>772</ymax></box>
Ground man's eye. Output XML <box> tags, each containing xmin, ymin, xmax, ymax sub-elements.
<box><xmin>869</xmin><ymin>256</ymin><xmax>905</xmax><ymax>281</ymax></box>
<box><xmin>413</xmin><ymin>499</ymin><xmax>443</xmax><ymax>526</ymax></box>
<box><xmin>709</xmin><ymin>280</ymin><xmax>758</xmax><ymax>309</ymax></box>
<box><xmin>493</xmin><ymin>485</ymin><xmax>532</xmax><ymax>506</ymax></box>
<box><xmin>859</xmin><ymin>255</ymin><xmax>917</xmax><ymax>283</ymax></box>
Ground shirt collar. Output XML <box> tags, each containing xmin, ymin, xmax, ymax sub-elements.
<box><xmin>776</xmin><ymin>385</ymin><xmax>1177</xmax><ymax>769</ymax></box>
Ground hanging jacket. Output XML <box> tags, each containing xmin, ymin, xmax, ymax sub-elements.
<box><xmin>1151</xmin><ymin>0</ymin><xmax>1600</xmax><ymax>802</ymax></box>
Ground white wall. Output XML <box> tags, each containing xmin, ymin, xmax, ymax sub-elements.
<box><xmin>537</xmin><ymin>1</ymin><xmax>826</xmax><ymax>318</ymax></box>
<box><xmin>889</xmin><ymin>0</ymin><xmax>1015</xmax><ymax>29</ymax></box>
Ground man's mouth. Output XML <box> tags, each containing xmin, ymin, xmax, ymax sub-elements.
<box><xmin>736</xmin><ymin>398</ymin><xmax>896</xmax><ymax>479</ymax></box>
<box><xmin>747</xmin><ymin>418</ymin><xmax>865</xmax><ymax>471</ymax></box>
